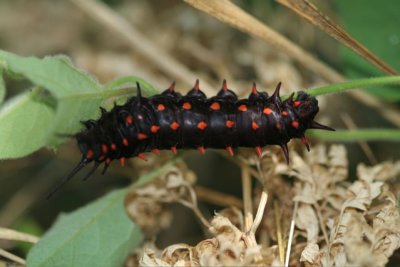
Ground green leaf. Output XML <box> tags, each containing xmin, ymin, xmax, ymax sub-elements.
<box><xmin>26</xmin><ymin>189</ymin><xmax>143</xmax><ymax>267</ymax></box>
<box><xmin>337</xmin><ymin>0</ymin><xmax>400</xmax><ymax>102</ymax></box>
<box><xmin>0</xmin><ymin>50</ymin><xmax>158</xmax><ymax>158</ymax></box>
<box><xmin>0</xmin><ymin>89</ymin><xmax>55</xmax><ymax>158</ymax></box>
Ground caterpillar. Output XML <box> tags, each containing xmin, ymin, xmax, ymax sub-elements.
<box><xmin>47</xmin><ymin>80</ymin><xmax>333</xmax><ymax>198</ymax></box>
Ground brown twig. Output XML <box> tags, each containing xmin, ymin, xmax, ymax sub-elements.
<box><xmin>195</xmin><ymin>185</ymin><xmax>243</xmax><ymax>209</ymax></box>
<box><xmin>241</xmin><ymin>165</ymin><xmax>253</xmax><ymax>232</ymax></box>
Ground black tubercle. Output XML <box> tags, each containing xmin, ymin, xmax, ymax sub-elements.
<box><xmin>47</xmin><ymin>80</ymin><xmax>334</xmax><ymax>198</ymax></box>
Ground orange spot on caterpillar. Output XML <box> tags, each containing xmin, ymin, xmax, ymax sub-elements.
<box><xmin>137</xmin><ymin>133</ymin><xmax>148</xmax><ymax>140</ymax></box>
<box><xmin>137</xmin><ymin>153</ymin><xmax>147</xmax><ymax>161</ymax></box>
<box><xmin>226</xmin><ymin>146</ymin><xmax>234</xmax><ymax>156</ymax></box>
<box><xmin>170</xmin><ymin>121</ymin><xmax>180</xmax><ymax>130</ymax></box>
<box><xmin>292</xmin><ymin>121</ymin><xmax>299</xmax><ymax>128</ymax></box>
<box><xmin>171</xmin><ymin>146</ymin><xmax>177</xmax><ymax>154</ymax></box>
<box><xmin>152</xmin><ymin>149</ymin><xmax>160</xmax><ymax>155</ymax></box>
<box><xmin>294</xmin><ymin>101</ymin><xmax>301</xmax><ymax>107</ymax></box>
<box><xmin>119</xmin><ymin>157</ymin><xmax>126</xmax><ymax>166</ymax></box>
<box><xmin>122</xmin><ymin>138</ymin><xmax>129</xmax><ymax>146</ymax></box>
<box><xmin>255</xmin><ymin>146</ymin><xmax>262</xmax><ymax>158</ymax></box>
<box><xmin>111</xmin><ymin>143</ymin><xmax>117</xmax><ymax>151</ymax></box>
<box><xmin>210</xmin><ymin>102</ymin><xmax>220</xmax><ymax>110</ymax></box>
<box><xmin>197</xmin><ymin>121</ymin><xmax>207</xmax><ymax>130</ymax></box>
<box><xmin>263</xmin><ymin>107</ymin><xmax>272</xmax><ymax>115</ymax></box>
<box><xmin>182</xmin><ymin>102</ymin><xmax>192</xmax><ymax>110</ymax></box>
<box><xmin>198</xmin><ymin>146</ymin><xmax>206</xmax><ymax>154</ymax></box>
<box><xmin>238</xmin><ymin>104</ymin><xmax>247</xmax><ymax>112</ymax></box>
<box><xmin>281</xmin><ymin>111</ymin><xmax>288</xmax><ymax>116</ymax></box>
<box><xmin>226</xmin><ymin>120</ymin><xmax>235</xmax><ymax>128</ymax></box>
<box><xmin>86</xmin><ymin>149</ymin><xmax>93</xmax><ymax>159</ymax></box>
<box><xmin>125</xmin><ymin>115</ymin><xmax>133</xmax><ymax>125</ymax></box>
<box><xmin>150</xmin><ymin>125</ymin><xmax>160</xmax><ymax>134</ymax></box>
<box><xmin>157</xmin><ymin>104</ymin><xmax>165</xmax><ymax>111</ymax></box>
<box><xmin>101</xmin><ymin>144</ymin><xmax>108</xmax><ymax>154</ymax></box>
<box><xmin>105</xmin><ymin>158</ymin><xmax>112</xmax><ymax>165</ymax></box>
<box><xmin>252</xmin><ymin>121</ymin><xmax>259</xmax><ymax>130</ymax></box>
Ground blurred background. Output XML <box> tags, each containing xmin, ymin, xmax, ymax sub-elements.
<box><xmin>0</xmin><ymin>0</ymin><xmax>399</xmax><ymax>262</ymax></box>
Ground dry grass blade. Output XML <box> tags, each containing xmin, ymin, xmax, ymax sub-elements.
<box><xmin>0</xmin><ymin>248</ymin><xmax>25</xmax><ymax>265</ymax></box>
<box><xmin>277</xmin><ymin>0</ymin><xmax>398</xmax><ymax>75</ymax></box>
<box><xmin>0</xmin><ymin>228</ymin><xmax>39</xmax><ymax>243</ymax></box>
<box><xmin>69</xmin><ymin>0</ymin><xmax>215</xmax><ymax>95</ymax></box>
<box><xmin>184</xmin><ymin>0</ymin><xmax>400</xmax><ymax>127</ymax></box>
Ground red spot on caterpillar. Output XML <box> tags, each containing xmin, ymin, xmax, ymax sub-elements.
<box><xmin>252</xmin><ymin>121</ymin><xmax>259</xmax><ymax>130</ymax></box>
<box><xmin>294</xmin><ymin>101</ymin><xmax>301</xmax><ymax>107</ymax></box>
<box><xmin>226</xmin><ymin>120</ymin><xmax>235</xmax><ymax>128</ymax></box>
<box><xmin>194</xmin><ymin>79</ymin><xmax>200</xmax><ymax>91</ymax></box>
<box><xmin>222</xmin><ymin>79</ymin><xmax>228</xmax><ymax>92</ymax></box>
<box><xmin>238</xmin><ymin>104</ymin><xmax>247</xmax><ymax>112</ymax></box>
<box><xmin>125</xmin><ymin>115</ymin><xmax>133</xmax><ymax>125</ymax></box>
<box><xmin>198</xmin><ymin>146</ymin><xmax>206</xmax><ymax>154</ymax></box>
<box><xmin>150</xmin><ymin>125</ymin><xmax>160</xmax><ymax>134</ymax></box>
<box><xmin>111</xmin><ymin>143</ymin><xmax>117</xmax><ymax>151</ymax></box>
<box><xmin>281</xmin><ymin>111</ymin><xmax>288</xmax><ymax>116</ymax></box>
<box><xmin>255</xmin><ymin>146</ymin><xmax>262</xmax><ymax>158</ymax></box>
<box><xmin>152</xmin><ymin>149</ymin><xmax>160</xmax><ymax>155</ymax></box>
<box><xmin>183</xmin><ymin>102</ymin><xmax>191</xmax><ymax>110</ymax></box>
<box><xmin>276</xmin><ymin>122</ymin><xmax>282</xmax><ymax>129</ymax></box>
<box><xmin>170</xmin><ymin>121</ymin><xmax>180</xmax><ymax>130</ymax></box>
<box><xmin>137</xmin><ymin>153</ymin><xmax>147</xmax><ymax>161</ymax></box>
<box><xmin>101</xmin><ymin>144</ymin><xmax>108</xmax><ymax>154</ymax></box>
<box><xmin>252</xmin><ymin>82</ymin><xmax>258</xmax><ymax>95</ymax></box>
<box><xmin>98</xmin><ymin>155</ymin><xmax>105</xmax><ymax>161</ymax></box>
<box><xmin>157</xmin><ymin>104</ymin><xmax>165</xmax><ymax>111</ymax></box>
<box><xmin>171</xmin><ymin>146</ymin><xmax>177</xmax><ymax>154</ymax></box>
<box><xmin>197</xmin><ymin>121</ymin><xmax>207</xmax><ymax>130</ymax></box>
<box><xmin>210</xmin><ymin>102</ymin><xmax>220</xmax><ymax>110</ymax></box>
<box><xmin>226</xmin><ymin>146</ymin><xmax>234</xmax><ymax>156</ymax></box>
<box><xmin>105</xmin><ymin>158</ymin><xmax>112</xmax><ymax>165</ymax></box>
<box><xmin>137</xmin><ymin>133</ymin><xmax>148</xmax><ymax>140</ymax></box>
<box><xmin>292</xmin><ymin>121</ymin><xmax>299</xmax><ymax>128</ymax></box>
<box><xmin>122</xmin><ymin>138</ymin><xmax>129</xmax><ymax>146</ymax></box>
<box><xmin>119</xmin><ymin>157</ymin><xmax>126</xmax><ymax>166</ymax></box>
<box><xmin>263</xmin><ymin>107</ymin><xmax>272</xmax><ymax>115</ymax></box>
<box><xmin>86</xmin><ymin>149</ymin><xmax>93</xmax><ymax>159</ymax></box>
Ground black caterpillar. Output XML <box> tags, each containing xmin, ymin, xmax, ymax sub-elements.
<box><xmin>48</xmin><ymin>80</ymin><xmax>333</xmax><ymax>198</ymax></box>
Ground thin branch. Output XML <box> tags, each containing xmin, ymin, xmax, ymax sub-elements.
<box><xmin>195</xmin><ymin>185</ymin><xmax>243</xmax><ymax>209</ymax></box>
<box><xmin>274</xmin><ymin>201</ymin><xmax>285</xmax><ymax>265</ymax></box>
<box><xmin>285</xmin><ymin>201</ymin><xmax>298</xmax><ymax>267</ymax></box>
<box><xmin>241</xmin><ymin>165</ymin><xmax>253</xmax><ymax>232</ymax></box>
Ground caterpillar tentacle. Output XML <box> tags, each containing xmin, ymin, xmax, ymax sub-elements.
<box><xmin>48</xmin><ymin>80</ymin><xmax>334</xmax><ymax>198</ymax></box>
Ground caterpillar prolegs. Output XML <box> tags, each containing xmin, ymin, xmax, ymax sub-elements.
<box><xmin>47</xmin><ymin>80</ymin><xmax>333</xmax><ymax>198</ymax></box>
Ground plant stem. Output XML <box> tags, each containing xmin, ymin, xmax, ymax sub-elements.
<box><xmin>241</xmin><ymin>165</ymin><xmax>253</xmax><ymax>232</ymax></box>
<box><xmin>306</xmin><ymin>76</ymin><xmax>400</xmax><ymax>97</ymax></box>
<box><xmin>307</xmin><ymin>129</ymin><xmax>400</xmax><ymax>142</ymax></box>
